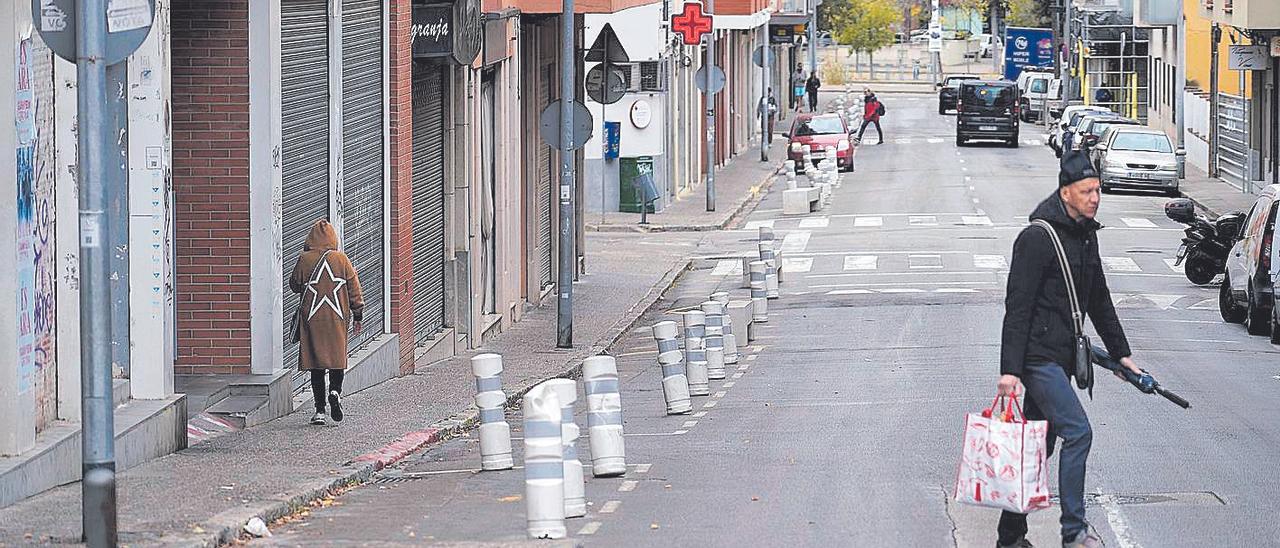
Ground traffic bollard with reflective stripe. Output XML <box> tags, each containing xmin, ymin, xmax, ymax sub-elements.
<box><xmin>710</xmin><ymin>292</ymin><xmax>740</xmax><ymax>364</ymax></box>
<box><xmin>682</xmin><ymin>309</ymin><xmax>706</xmax><ymax>340</ymax></box>
<box><xmin>700</xmin><ymin>301</ymin><xmax>727</xmax><ymax>379</ymax></box>
<box><xmin>759</xmin><ymin>225</ymin><xmax>774</xmax><ymax>243</ymax></box>
<box><xmin>758</xmin><ymin>241</ymin><xmax>780</xmax><ymax>299</ymax></box>
<box><xmin>543</xmin><ymin>379</ymin><xmax>586</xmax><ymax>518</ymax></box>
<box><xmin>471</xmin><ymin>353</ymin><xmax>513</xmax><ymax>471</ymax></box>
<box><xmin>582</xmin><ymin>355</ymin><xmax>626</xmax><ymax>477</ymax></box>
<box><xmin>684</xmin><ymin>336</ymin><xmax>711</xmax><ymax>396</ymax></box>
<box><xmin>523</xmin><ymin>384</ymin><xmax>565</xmax><ymax>539</ymax></box>
<box><xmin>749</xmin><ymin>261</ymin><xmax>769</xmax><ymax>322</ymax></box>
<box><xmin>651</xmin><ymin>321</ymin><xmax>692</xmax><ymax>414</ymax></box>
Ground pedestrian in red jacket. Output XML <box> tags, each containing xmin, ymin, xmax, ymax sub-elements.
<box><xmin>857</xmin><ymin>88</ymin><xmax>884</xmax><ymax>145</ymax></box>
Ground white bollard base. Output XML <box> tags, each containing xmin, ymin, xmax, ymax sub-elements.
<box><xmin>752</xmin><ymin>296</ymin><xmax>768</xmax><ymax>323</ymax></box>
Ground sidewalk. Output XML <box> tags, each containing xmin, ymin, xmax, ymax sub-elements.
<box><xmin>1178</xmin><ymin>163</ymin><xmax>1259</xmax><ymax>217</ymax></box>
<box><xmin>0</xmin><ymin>231</ymin><xmax>707</xmax><ymax>546</ymax></box>
<box><xmin>586</xmin><ymin>139</ymin><xmax>785</xmax><ymax>232</ymax></box>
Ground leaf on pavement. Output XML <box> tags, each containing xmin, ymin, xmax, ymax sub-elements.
<box><xmin>499</xmin><ymin>495</ymin><xmax>523</xmax><ymax>502</ymax></box>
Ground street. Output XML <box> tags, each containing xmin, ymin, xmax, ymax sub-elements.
<box><xmin>249</xmin><ymin>93</ymin><xmax>1280</xmax><ymax>547</ymax></box>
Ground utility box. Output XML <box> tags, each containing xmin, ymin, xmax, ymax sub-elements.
<box><xmin>619</xmin><ymin>156</ymin><xmax>657</xmax><ymax>213</ymax></box>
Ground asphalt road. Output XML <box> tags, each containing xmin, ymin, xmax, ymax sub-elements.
<box><xmin>255</xmin><ymin>94</ymin><xmax>1280</xmax><ymax>548</ymax></box>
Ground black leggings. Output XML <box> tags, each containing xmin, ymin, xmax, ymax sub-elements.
<box><xmin>858</xmin><ymin>119</ymin><xmax>883</xmax><ymax>141</ymax></box>
<box><xmin>310</xmin><ymin>369</ymin><xmax>345</xmax><ymax>411</ymax></box>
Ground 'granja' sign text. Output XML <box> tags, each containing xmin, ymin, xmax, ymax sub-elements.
<box><xmin>412</xmin><ymin>5</ymin><xmax>452</xmax><ymax>59</ymax></box>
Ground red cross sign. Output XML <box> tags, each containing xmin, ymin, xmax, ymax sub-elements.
<box><xmin>672</xmin><ymin>1</ymin><xmax>714</xmax><ymax>46</ymax></box>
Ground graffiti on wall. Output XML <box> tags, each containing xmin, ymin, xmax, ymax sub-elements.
<box><xmin>16</xmin><ymin>36</ymin><xmax>59</xmax><ymax>430</ymax></box>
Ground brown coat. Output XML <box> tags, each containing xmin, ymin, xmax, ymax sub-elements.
<box><xmin>289</xmin><ymin>220</ymin><xmax>364</xmax><ymax>370</ymax></box>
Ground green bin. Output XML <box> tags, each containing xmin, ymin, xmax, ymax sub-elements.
<box><xmin>619</xmin><ymin>156</ymin><xmax>657</xmax><ymax>213</ymax></box>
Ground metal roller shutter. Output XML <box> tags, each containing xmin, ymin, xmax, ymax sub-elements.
<box><xmin>281</xmin><ymin>0</ymin><xmax>330</xmax><ymax>376</ymax></box>
<box><xmin>341</xmin><ymin>0</ymin><xmax>384</xmax><ymax>351</ymax></box>
<box><xmin>537</xmin><ymin>65</ymin><xmax>554</xmax><ymax>287</ymax></box>
<box><xmin>411</xmin><ymin>67</ymin><xmax>447</xmax><ymax>342</ymax></box>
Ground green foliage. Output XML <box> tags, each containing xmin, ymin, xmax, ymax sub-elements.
<box><xmin>1006</xmin><ymin>0</ymin><xmax>1051</xmax><ymax>27</ymax></box>
<box><xmin>821</xmin><ymin>0</ymin><xmax>900</xmax><ymax>53</ymax></box>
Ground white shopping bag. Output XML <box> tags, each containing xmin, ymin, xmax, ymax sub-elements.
<box><xmin>954</xmin><ymin>395</ymin><xmax>1052</xmax><ymax>514</ymax></box>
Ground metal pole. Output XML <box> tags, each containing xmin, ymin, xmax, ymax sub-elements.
<box><xmin>557</xmin><ymin>0</ymin><xmax>575</xmax><ymax>348</ymax></box>
<box><xmin>77</xmin><ymin>0</ymin><xmax>118</xmax><ymax>544</ymax></box>
<box><xmin>1209</xmin><ymin>23</ymin><xmax>1220</xmax><ymax>178</ymax></box>
<box><xmin>1064</xmin><ymin>0</ymin><xmax>1074</xmax><ymax>101</ymax></box>
<box><xmin>761</xmin><ymin>25</ymin><xmax>769</xmax><ymax>162</ymax></box>
<box><xmin>808</xmin><ymin>0</ymin><xmax>817</xmax><ymax>75</ymax></box>
<box><xmin>705</xmin><ymin>0</ymin><xmax>717</xmax><ymax>212</ymax></box>
<box><xmin>1242</xmin><ymin>66</ymin><xmax>1250</xmax><ymax>190</ymax></box>
<box><xmin>1175</xmin><ymin>1</ymin><xmax>1186</xmax><ymax>179</ymax></box>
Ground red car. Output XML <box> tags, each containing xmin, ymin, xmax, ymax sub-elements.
<box><xmin>783</xmin><ymin>113</ymin><xmax>854</xmax><ymax>172</ymax></box>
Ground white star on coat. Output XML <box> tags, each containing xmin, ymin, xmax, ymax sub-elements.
<box><xmin>306</xmin><ymin>257</ymin><xmax>347</xmax><ymax>320</ymax></box>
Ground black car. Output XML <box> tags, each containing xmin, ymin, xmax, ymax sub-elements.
<box><xmin>937</xmin><ymin>74</ymin><xmax>979</xmax><ymax>115</ymax></box>
<box><xmin>956</xmin><ymin>80</ymin><xmax>1020</xmax><ymax>147</ymax></box>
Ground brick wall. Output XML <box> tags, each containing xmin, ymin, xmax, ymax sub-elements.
<box><xmin>388</xmin><ymin>0</ymin><xmax>417</xmax><ymax>374</ymax></box>
<box><xmin>171</xmin><ymin>0</ymin><xmax>252</xmax><ymax>375</ymax></box>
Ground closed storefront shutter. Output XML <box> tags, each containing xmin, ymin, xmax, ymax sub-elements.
<box><xmin>537</xmin><ymin>65</ymin><xmax>554</xmax><ymax>288</ymax></box>
<box><xmin>411</xmin><ymin>67</ymin><xmax>448</xmax><ymax>342</ymax></box>
<box><xmin>281</xmin><ymin>0</ymin><xmax>330</xmax><ymax>375</ymax></box>
<box><xmin>341</xmin><ymin>0</ymin><xmax>384</xmax><ymax>351</ymax></box>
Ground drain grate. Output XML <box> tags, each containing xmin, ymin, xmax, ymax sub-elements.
<box><xmin>1049</xmin><ymin>492</ymin><xmax>1225</xmax><ymax>507</ymax></box>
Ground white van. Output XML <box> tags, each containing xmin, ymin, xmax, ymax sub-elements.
<box><xmin>1016</xmin><ymin>69</ymin><xmax>1059</xmax><ymax>123</ymax></box>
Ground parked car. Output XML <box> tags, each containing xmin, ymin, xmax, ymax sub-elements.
<box><xmin>937</xmin><ymin>74</ymin><xmax>979</xmax><ymax>115</ymax></box>
<box><xmin>1050</xmin><ymin>105</ymin><xmax>1110</xmax><ymax>156</ymax></box>
<box><xmin>1089</xmin><ymin>126</ymin><xmax>1181</xmax><ymax>196</ymax></box>
<box><xmin>955</xmin><ymin>80</ymin><xmax>1020</xmax><ymax>147</ymax></box>
<box><xmin>1220</xmin><ymin>184</ymin><xmax>1280</xmax><ymax>339</ymax></box>
<box><xmin>1016</xmin><ymin>69</ymin><xmax>1058</xmax><ymax>123</ymax></box>
<box><xmin>1079</xmin><ymin>116</ymin><xmax>1141</xmax><ymax>159</ymax></box>
<box><xmin>783</xmin><ymin>113</ymin><xmax>855</xmax><ymax>172</ymax></box>
<box><xmin>1064</xmin><ymin>112</ymin><xmax>1123</xmax><ymax>154</ymax></box>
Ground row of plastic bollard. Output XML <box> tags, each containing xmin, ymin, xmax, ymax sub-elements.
<box><xmin>468</xmin><ymin>353</ymin><xmax>627</xmax><ymax>539</ymax></box>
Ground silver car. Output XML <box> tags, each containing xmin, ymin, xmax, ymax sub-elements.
<box><xmin>1093</xmin><ymin>126</ymin><xmax>1181</xmax><ymax>196</ymax></box>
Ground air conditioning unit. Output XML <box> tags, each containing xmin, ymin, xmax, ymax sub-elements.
<box><xmin>639</xmin><ymin>61</ymin><xmax>667</xmax><ymax>91</ymax></box>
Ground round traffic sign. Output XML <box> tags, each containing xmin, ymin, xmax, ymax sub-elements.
<box><xmin>33</xmin><ymin>0</ymin><xmax>157</xmax><ymax>65</ymax></box>
<box><xmin>586</xmin><ymin>63</ymin><xmax>628</xmax><ymax>105</ymax></box>
<box><xmin>695</xmin><ymin>65</ymin><xmax>726</xmax><ymax>94</ymax></box>
<box><xmin>538</xmin><ymin>101</ymin><xmax>595</xmax><ymax>152</ymax></box>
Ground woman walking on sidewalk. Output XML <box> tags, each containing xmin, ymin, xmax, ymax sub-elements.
<box><xmin>290</xmin><ymin>219</ymin><xmax>364</xmax><ymax>426</ymax></box>
<box><xmin>805</xmin><ymin>73</ymin><xmax>822</xmax><ymax>113</ymax></box>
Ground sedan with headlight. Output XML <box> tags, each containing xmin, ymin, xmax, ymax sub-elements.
<box><xmin>1092</xmin><ymin>126</ymin><xmax>1183</xmax><ymax>196</ymax></box>
<box><xmin>783</xmin><ymin>113</ymin><xmax>855</xmax><ymax>172</ymax></box>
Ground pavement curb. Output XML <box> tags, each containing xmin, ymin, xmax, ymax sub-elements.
<box><xmin>189</xmin><ymin>257</ymin><xmax>694</xmax><ymax>547</ymax></box>
<box><xmin>586</xmin><ymin>166</ymin><xmax>782</xmax><ymax>233</ymax></box>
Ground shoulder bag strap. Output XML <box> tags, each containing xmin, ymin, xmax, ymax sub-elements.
<box><xmin>1032</xmin><ymin>220</ymin><xmax>1084</xmax><ymax>336</ymax></box>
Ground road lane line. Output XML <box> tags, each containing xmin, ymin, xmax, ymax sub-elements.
<box><xmin>1163</xmin><ymin>258</ymin><xmax>1184</xmax><ymax>273</ymax></box>
<box><xmin>693</xmin><ymin>411</ymin><xmax>708</xmax><ymax>417</ymax></box>
<box><xmin>1098</xmin><ymin>494</ymin><xmax>1142</xmax><ymax>548</ymax></box>
<box><xmin>578</xmin><ymin>522</ymin><xmax>602</xmax><ymax>535</ymax></box>
<box><xmin>618</xmin><ymin>481</ymin><xmax>638</xmax><ymax>492</ymax></box>
<box><xmin>746</xmin><ymin>355</ymin><xmax>758</xmax><ymax>361</ymax></box>
<box><xmin>935</xmin><ymin>288</ymin><xmax>980</xmax><ymax>293</ymax></box>
<box><xmin>828</xmin><ymin>289</ymin><xmax>875</xmax><ymax>295</ymax></box>
<box><xmin>600</xmin><ymin>501</ymin><xmax>622</xmax><ymax>514</ymax></box>
<box><xmin>732</xmin><ymin>372</ymin><xmax>744</xmax><ymax>379</ymax></box>
<box><xmin>673</xmin><ymin>430</ymin><xmax>689</xmax><ymax>435</ymax></box>
<box><xmin>908</xmin><ymin>255</ymin><xmax>944</xmax><ymax>269</ymax></box>
<box><xmin>879</xmin><ymin>288</ymin><xmax>928</xmax><ymax>293</ymax></box>
<box><xmin>711</xmin><ymin>259</ymin><xmax>743</xmax><ymax>276</ymax></box>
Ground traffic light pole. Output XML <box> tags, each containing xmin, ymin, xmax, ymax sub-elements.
<box><xmin>77</xmin><ymin>0</ymin><xmax>119</xmax><ymax>544</ymax></box>
<box><xmin>557</xmin><ymin>0</ymin><xmax>576</xmax><ymax>348</ymax></box>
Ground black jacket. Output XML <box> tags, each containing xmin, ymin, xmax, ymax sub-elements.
<box><xmin>1000</xmin><ymin>192</ymin><xmax>1132</xmax><ymax>377</ymax></box>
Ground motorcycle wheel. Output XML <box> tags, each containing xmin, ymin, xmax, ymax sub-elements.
<box><xmin>1220</xmin><ymin>274</ymin><xmax>1247</xmax><ymax>324</ymax></box>
<box><xmin>1183</xmin><ymin>253</ymin><xmax>1218</xmax><ymax>285</ymax></box>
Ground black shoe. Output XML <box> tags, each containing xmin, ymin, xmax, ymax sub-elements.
<box><xmin>310</xmin><ymin>412</ymin><xmax>327</xmax><ymax>426</ymax></box>
<box><xmin>328</xmin><ymin>391</ymin><xmax>343</xmax><ymax>422</ymax></box>
<box><xmin>997</xmin><ymin>538</ymin><xmax>1034</xmax><ymax>548</ymax></box>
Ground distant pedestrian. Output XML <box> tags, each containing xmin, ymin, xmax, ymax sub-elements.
<box><xmin>805</xmin><ymin>73</ymin><xmax>821</xmax><ymax>113</ymax></box>
<box><xmin>791</xmin><ymin>65</ymin><xmax>806</xmax><ymax>113</ymax></box>
<box><xmin>290</xmin><ymin>219</ymin><xmax>364</xmax><ymax>426</ymax></box>
<box><xmin>758</xmin><ymin>88</ymin><xmax>779</xmax><ymax>143</ymax></box>
<box><xmin>995</xmin><ymin>151</ymin><xmax>1145</xmax><ymax>548</ymax></box>
<box><xmin>857</xmin><ymin>88</ymin><xmax>884</xmax><ymax>144</ymax></box>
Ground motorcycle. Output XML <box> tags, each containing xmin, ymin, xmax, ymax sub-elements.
<box><xmin>1163</xmin><ymin>198</ymin><xmax>1245</xmax><ymax>285</ymax></box>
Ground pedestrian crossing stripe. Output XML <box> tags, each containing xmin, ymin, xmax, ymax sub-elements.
<box><xmin>843</xmin><ymin>255</ymin><xmax>878</xmax><ymax>270</ymax></box>
<box><xmin>782</xmin><ymin>257</ymin><xmax>813</xmax><ymax>273</ymax></box>
<box><xmin>908</xmin><ymin>254</ymin><xmax>944</xmax><ymax>269</ymax></box>
<box><xmin>781</xmin><ymin>231</ymin><xmax>812</xmax><ymax>253</ymax></box>
<box><xmin>711</xmin><ymin>259</ymin><xmax>743</xmax><ymax>276</ymax></box>
<box><xmin>909</xmin><ymin>215</ymin><xmax>938</xmax><ymax>226</ymax></box>
<box><xmin>1102</xmin><ymin>256</ymin><xmax>1142</xmax><ymax>272</ymax></box>
<box><xmin>823</xmin><ymin>288</ymin><xmax>1215</xmax><ymax>309</ymax></box>
<box><xmin>1162</xmin><ymin>258</ymin><xmax>1183</xmax><ymax>273</ymax></box>
<box><xmin>962</xmin><ymin>216</ymin><xmax>993</xmax><ymax>226</ymax></box>
<box><xmin>973</xmin><ymin>255</ymin><xmax>1008</xmax><ymax>269</ymax></box>
<box><xmin>1121</xmin><ymin>217</ymin><xmax>1159</xmax><ymax>228</ymax></box>
<box><xmin>799</xmin><ymin>217</ymin><xmax>829</xmax><ymax>228</ymax></box>
<box><xmin>1112</xmin><ymin>294</ymin><xmax>1185</xmax><ymax>310</ymax></box>
<box><xmin>854</xmin><ymin>216</ymin><xmax>883</xmax><ymax>227</ymax></box>
<box><xmin>746</xmin><ymin>214</ymin><xmax>1175</xmax><ymax>231</ymax></box>
<box><xmin>744</xmin><ymin>220</ymin><xmax>775</xmax><ymax>230</ymax></box>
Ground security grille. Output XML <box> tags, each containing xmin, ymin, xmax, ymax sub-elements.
<box><xmin>537</xmin><ymin>64</ymin><xmax>554</xmax><ymax>288</ymax></box>
<box><xmin>1216</xmin><ymin>93</ymin><xmax>1249</xmax><ymax>190</ymax></box>
<box><xmin>341</xmin><ymin>0</ymin><xmax>384</xmax><ymax>351</ymax></box>
<box><xmin>411</xmin><ymin>67</ymin><xmax>448</xmax><ymax>341</ymax></box>
<box><xmin>281</xmin><ymin>0</ymin><xmax>331</xmax><ymax>374</ymax></box>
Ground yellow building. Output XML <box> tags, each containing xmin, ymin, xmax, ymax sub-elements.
<box><xmin>1184</xmin><ymin>0</ymin><xmax>1250</xmax><ymax>97</ymax></box>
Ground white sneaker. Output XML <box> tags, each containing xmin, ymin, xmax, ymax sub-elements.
<box><xmin>310</xmin><ymin>412</ymin><xmax>327</xmax><ymax>426</ymax></box>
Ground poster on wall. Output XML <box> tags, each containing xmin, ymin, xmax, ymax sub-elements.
<box><xmin>16</xmin><ymin>38</ymin><xmax>37</xmax><ymax>393</ymax></box>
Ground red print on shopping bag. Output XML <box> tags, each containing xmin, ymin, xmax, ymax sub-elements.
<box><xmin>954</xmin><ymin>395</ymin><xmax>1051</xmax><ymax>514</ymax></box>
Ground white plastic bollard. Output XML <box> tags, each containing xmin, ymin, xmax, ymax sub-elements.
<box><xmin>749</xmin><ymin>260</ymin><xmax>769</xmax><ymax>323</ymax></box>
<box><xmin>759</xmin><ymin>240</ymin><xmax>780</xmax><ymax>300</ymax></box>
<box><xmin>682</xmin><ymin>309</ymin><xmax>706</xmax><ymax>341</ymax></box>
<box><xmin>684</xmin><ymin>336</ymin><xmax>710</xmax><ymax>396</ymax></box>
<box><xmin>543</xmin><ymin>379</ymin><xmax>586</xmax><ymax>518</ymax></box>
<box><xmin>471</xmin><ymin>353</ymin><xmax>514</xmax><ymax>471</ymax></box>
<box><xmin>759</xmin><ymin>225</ymin><xmax>774</xmax><ymax>242</ymax></box>
<box><xmin>523</xmin><ymin>384</ymin><xmax>566</xmax><ymax>539</ymax></box>
<box><xmin>700</xmin><ymin>301</ymin><xmax>727</xmax><ymax>379</ymax></box>
<box><xmin>710</xmin><ymin>292</ymin><xmax>739</xmax><ymax>364</ymax></box>
<box><xmin>582</xmin><ymin>355</ymin><xmax>626</xmax><ymax>477</ymax></box>
<box><xmin>651</xmin><ymin>321</ymin><xmax>693</xmax><ymax>414</ymax></box>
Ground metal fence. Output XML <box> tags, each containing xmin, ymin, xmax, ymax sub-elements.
<box><xmin>1216</xmin><ymin>92</ymin><xmax>1249</xmax><ymax>191</ymax></box>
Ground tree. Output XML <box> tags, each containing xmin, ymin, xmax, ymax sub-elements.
<box><xmin>1006</xmin><ymin>0</ymin><xmax>1051</xmax><ymax>27</ymax></box>
<box><xmin>822</xmin><ymin>0</ymin><xmax>900</xmax><ymax>55</ymax></box>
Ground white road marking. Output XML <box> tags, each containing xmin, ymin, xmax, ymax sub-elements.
<box><xmin>854</xmin><ymin>216</ymin><xmax>883</xmax><ymax>227</ymax></box>
<box><xmin>1098</xmin><ymin>494</ymin><xmax>1142</xmax><ymax>548</ymax></box>
<box><xmin>618</xmin><ymin>480</ymin><xmax>638</xmax><ymax>492</ymax></box>
<box><xmin>958</xmin><ymin>158</ymin><xmax>966</xmax><ymax>163</ymax></box>
<box><xmin>971</xmin><ymin>198</ymin><xmax>981</xmax><ymax>204</ymax></box>
<box><xmin>962</xmin><ymin>215</ymin><xmax>993</xmax><ymax>226</ymax></box>
<box><xmin>703</xmin><ymin>400</ymin><xmax>718</xmax><ymax>409</ymax></box>
<box><xmin>1112</xmin><ymin>294</ymin><xmax>1185</xmax><ymax>310</ymax></box>
<box><xmin>673</xmin><ymin>429</ymin><xmax>689</xmax><ymax>435</ymax></box>
<box><xmin>844</xmin><ymin>255</ymin><xmax>879</xmax><ymax>270</ymax></box>
<box><xmin>935</xmin><ymin>288</ymin><xmax>980</xmax><ymax>293</ymax></box>
<box><xmin>722</xmin><ymin>381</ymin><xmax>736</xmax><ymax>388</ymax></box>
<box><xmin>682</xmin><ymin>420</ymin><xmax>698</xmax><ymax>428</ymax></box>
<box><xmin>828</xmin><ymin>289</ymin><xmax>875</xmax><ymax>295</ymax></box>
<box><xmin>909</xmin><ymin>215</ymin><xmax>938</xmax><ymax>226</ymax></box>
<box><xmin>908</xmin><ymin>254</ymin><xmax>944</xmax><ymax>269</ymax></box>
<box><xmin>1022</xmin><ymin>139</ymin><xmax>1042</xmax><ymax>146</ymax></box>
<box><xmin>732</xmin><ymin>372</ymin><xmax>744</xmax><ymax>379</ymax></box>
<box><xmin>1163</xmin><ymin>258</ymin><xmax>1183</xmax><ymax>273</ymax></box>
<box><xmin>974</xmin><ymin>255</ymin><xmax>1008</xmax><ymax>269</ymax></box>
<box><xmin>1102</xmin><ymin>256</ymin><xmax>1142</xmax><ymax>272</ymax></box>
<box><xmin>879</xmin><ymin>288</ymin><xmax>928</xmax><ymax>293</ymax></box>
<box><xmin>799</xmin><ymin>217</ymin><xmax>829</xmax><ymax>228</ymax></box>
<box><xmin>746</xmin><ymin>355</ymin><xmax>758</xmax><ymax>361</ymax></box>
<box><xmin>894</xmin><ymin>138</ymin><xmax>912</xmax><ymax>144</ymax></box>
<box><xmin>1186</xmin><ymin>298</ymin><xmax>1217</xmax><ymax>310</ymax></box>
<box><xmin>714</xmin><ymin>391</ymin><xmax>728</xmax><ymax>398</ymax></box>
<box><xmin>578</xmin><ymin>522</ymin><xmax>602</xmax><ymax>535</ymax></box>
<box><xmin>600</xmin><ymin>500</ymin><xmax>622</xmax><ymax>514</ymax></box>
<box><xmin>1120</xmin><ymin>217</ymin><xmax>1159</xmax><ymax>228</ymax></box>
<box><xmin>814</xmin><ymin>280</ymin><xmax>996</xmax><ymax>288</ymax></box>
<box><xmin>743</xmin><ymin>220</ymin><xmax>775</xmax><ymax>230</ymax></box>
<box><xmin>693</xmin><ymin>411</ymin><xmax>707</xmax><ymax>418</ymax></box>
<box><xmin>782</xmin><ymin>257</ymin><xmax>814</xmax><ymax>273</ymax></box>
<box><xmin>927</xmin><ymin>138</ymin><xmax>944</xmax><ymax>144</ymax></box>
<box><xmin>711</xmin><ymin>260</ymin><xmax>743</xmax><ymax>276</ymax></box>
<box><xmin>781</xmin><ymin>231</ymin><xmax>812</xmax><ymax>254</ymax></box>
<box><xmin>635</xmin><ymin>464</ymin><xmax>653</xmax><ymax>474</ymax></box>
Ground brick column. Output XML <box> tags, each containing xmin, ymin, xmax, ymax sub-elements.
<box><xmin>388</xmin><ymin>0</ymin><xmax>417</xmax><ymax>374</ymax></box>
<box><xmin>171</xmin><ymin>0</ymin><xmax>253</xmax><ymax>375</ymax></box>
